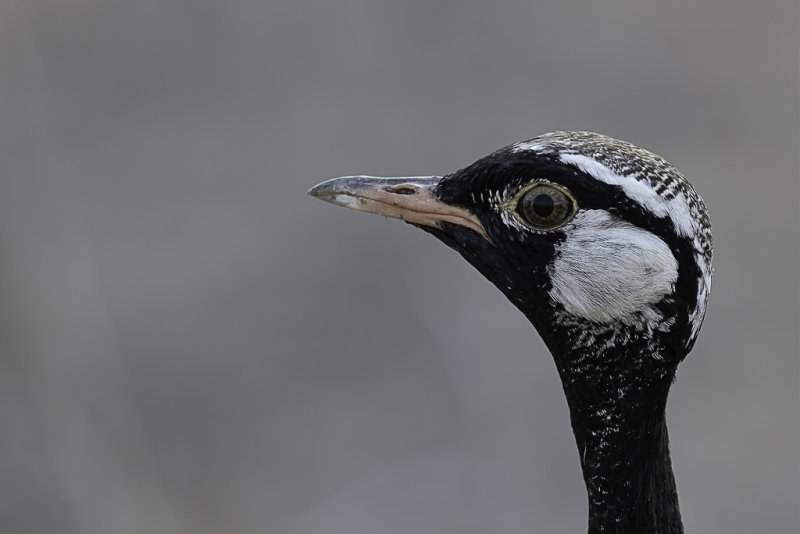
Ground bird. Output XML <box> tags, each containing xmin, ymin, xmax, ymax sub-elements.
<box><xmin>307</xmin><ymin>131</ymin><xmax>713</xmax><ymax>534</ymax></box>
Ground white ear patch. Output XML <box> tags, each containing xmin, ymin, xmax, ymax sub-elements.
<box><xmin>547</xmin><ymin>210</ymin><xmax>678</xmax><ymax>324</ymax></box>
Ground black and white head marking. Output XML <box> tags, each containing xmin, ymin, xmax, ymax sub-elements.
<box><xmin>462</xmin><ymin>131</ymin><xmax>713</xmax><ymax>354</ymax></box>
<box><xmin>310</xmin><ymin>130</ymin><xmax>713</xmax><ymax>361</ymax></box>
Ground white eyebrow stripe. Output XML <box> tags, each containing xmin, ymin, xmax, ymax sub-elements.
<box><xmin>559</xmin><ymin>153</ymin><xmax>695</xmax><ymax>238</ymax></box>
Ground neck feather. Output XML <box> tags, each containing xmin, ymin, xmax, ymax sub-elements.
<box><xmin>573</xmin><ymin>401</ymin><xmax>682</xmax><ymax>533</ymax></box>
<box><xmin>539</xmin><ymin>314</ymin><xmax>684</xmax><ymax>534</ymax></box>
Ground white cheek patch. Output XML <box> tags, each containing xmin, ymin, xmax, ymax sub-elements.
<box><xmin>547</xmin><ymin>210</ymin><xmax>678</xmax><ymax>324</ymax></box>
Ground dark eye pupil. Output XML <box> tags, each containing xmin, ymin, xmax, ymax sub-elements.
<box><xmin>532</xmin><ymin>194</ymin><xmax>554</xmax><ymax>217</ymax></box>
<box><xmin>516</xmin><ymin>184</ymin><xmax>576</xmax><ymax>230</ymax></box>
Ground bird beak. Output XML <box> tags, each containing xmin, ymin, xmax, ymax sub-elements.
<box><xmin>307</xmin><ymin>175</ymin><xmax>488</xmax><ymax>240</ymax></box>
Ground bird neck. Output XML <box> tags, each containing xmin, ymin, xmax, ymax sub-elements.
<box><xmin>571</xmin><ymin>398</ymin><xmax>682</xmax><ymax>534</ymax></box>
<box><xmin>548</xmin><ymin>331</ymin><xmax>684</xmax><ymax>534</ymax></box>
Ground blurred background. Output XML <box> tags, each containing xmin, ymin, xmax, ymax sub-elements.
<box><xmin>0</xmin><ymin>1</ymin><xmax>797</xmax><ymax>533</ymax></box>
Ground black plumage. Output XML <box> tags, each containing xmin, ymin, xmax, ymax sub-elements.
<box><xmin>308</xmin><ymin>131</ymin><xmax>713</xmax><ymax>534</ymax></box>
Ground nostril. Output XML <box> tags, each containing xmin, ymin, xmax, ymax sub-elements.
<box><xmin>385</xmin><ymin>186</ymin><xmax>416</xmax><ymax>195</ymax></box>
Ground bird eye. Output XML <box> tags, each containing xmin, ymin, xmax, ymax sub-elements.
<box><xmin>514</xmin><ymin>183</ymin><xmax>576</xmax><ymax>230</ymax></box>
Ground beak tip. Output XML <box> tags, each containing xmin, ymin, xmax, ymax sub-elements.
<box><xmin>307</xmin><ymin>180</ymin><xmax>333</xmax><ymax>201</ymax></box>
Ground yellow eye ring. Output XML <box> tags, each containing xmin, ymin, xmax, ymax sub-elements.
<box><xmin>509</xmin><ymin>181</ymin><xmax>578</xmax><ymax>231</ymax></box>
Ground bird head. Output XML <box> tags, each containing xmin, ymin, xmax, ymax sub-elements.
<box><xmin>309</xmin><ymin>131</ymin><xmax>712</xmax><ymax>391</ymax></box>
<box><xmin>308</xmin><ymin>130</ymin><xmax>713</xmax><ymax>531</ymax></box>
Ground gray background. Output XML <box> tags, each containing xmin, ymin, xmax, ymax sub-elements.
<box><xmin>0</xmin><ymin>1</ymin><xmax>797</xmax><ymax>533</ymax></box>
